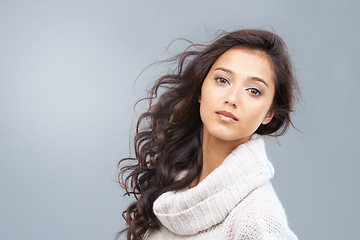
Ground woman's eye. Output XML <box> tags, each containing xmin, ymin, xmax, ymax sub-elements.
<box><xmin>248</xmin><ymin>88</ymin><xmax>262</xmax><ymax>95</ymax></box>
<box><xmin>216</xmin><ymin>77</ymin><xmax>229</xmax><ymax>84</ymax></box>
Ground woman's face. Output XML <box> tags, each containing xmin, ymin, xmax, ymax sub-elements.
<box><xmin>199</xmin><ymin>48</ymin><xmax>275</xmax><ymax>145</ymax></box>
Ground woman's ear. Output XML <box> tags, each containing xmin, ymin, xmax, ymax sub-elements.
<box><xmin>198</xmin><ymin>95</ymin><xmax>201</xmax><ymax>103</ymax></box>
<box><xmin>261</xmin><ymin>110</ymin><xmax>274</xmax><ymax>125</ymax></box>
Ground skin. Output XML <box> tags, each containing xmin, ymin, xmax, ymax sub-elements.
<box><xmin>189</xmin><ymin>48</ymin><xmax>276</xmax><ymax>188</ymax></box>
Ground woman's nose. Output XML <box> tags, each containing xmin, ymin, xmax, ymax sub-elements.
<box><xmin>225</xmin><ymin>100</ymin><xmax>237</xmax><ymax>108</ymax></box>
<box><xmin>224</xmin><ymin>87</ymin><xmax>239</xmax><ymax>108</ymax></box>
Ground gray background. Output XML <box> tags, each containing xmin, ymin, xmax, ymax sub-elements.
<box><xmin>0</xmin><ymin>0</ymin><xmax>359</xmax><ymax>239</ymax></box>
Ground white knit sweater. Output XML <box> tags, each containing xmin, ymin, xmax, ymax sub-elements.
<box><xmin>145</xmin><ymin>136</ymin><xmax>298</xmax><ymax>240</ymax></box>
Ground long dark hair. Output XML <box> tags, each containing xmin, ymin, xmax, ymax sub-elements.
<box><xmin>116</xmin><ymin>29</ymin><xmax>297</xmax><ymax>239</ymax></box>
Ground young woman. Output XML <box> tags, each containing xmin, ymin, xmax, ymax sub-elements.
<box><xmin>117</xmin><ymin>29</ymin><xmax>299</xmax><ymax>240</ymax></box>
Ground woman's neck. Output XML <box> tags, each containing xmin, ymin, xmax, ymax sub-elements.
<box><xmin>189</xmin><ymin>127</ymin><xmax>251</xmax><ymax>188</ymax></box>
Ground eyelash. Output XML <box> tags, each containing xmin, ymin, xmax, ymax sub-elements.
<box><xmin>248</xmin><ymin>88</ymin><xmax>262</xmax><ymax>96</ymax></box>
<box><xmin>215</xmin><ymin>77</ymin><xmax>230</xmax><ymax>85</ymax></box>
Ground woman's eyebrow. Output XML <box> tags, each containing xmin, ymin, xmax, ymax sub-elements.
<box><xmin>215</xmin><ymin>67</ymin><xmax>269</xmax><ymax>88</ymax></box>
<box><xmin>248</xmin><ymin>76</ymin><xmax>269</xmax><ymax>87</ymax></box>
<box><xmin>215</xmin><ymin>67</ymin><xmax>234</xmax><ymax>75</ymax></box>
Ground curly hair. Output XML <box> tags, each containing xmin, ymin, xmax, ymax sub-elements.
<box><xmin>116</xmin><ymin>29</ymin><xmax>297</xmax><ymax>240</ymax></box>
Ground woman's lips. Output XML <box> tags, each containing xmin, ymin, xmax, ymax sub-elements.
<box><xmin>215</xmin><ymin>111</ymin><xmax>238</xmax><ymax>122</ymax></box>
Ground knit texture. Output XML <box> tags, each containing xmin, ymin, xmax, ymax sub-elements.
<box><xmin>146</xmin><ymin>135</ymin><xmax>298</xmax><ymax>240</ymax></box>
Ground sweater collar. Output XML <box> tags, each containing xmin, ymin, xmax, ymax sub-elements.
<box><xmin>153</xmin><ymin>135</ymin><xmax>275</xmax><ymax>235</ymax></box>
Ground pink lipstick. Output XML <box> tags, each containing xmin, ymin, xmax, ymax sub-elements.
<box><xmin>215</xmin><ymin>111</ymin><xmax>238</xmax><ymax>122</ymax></box>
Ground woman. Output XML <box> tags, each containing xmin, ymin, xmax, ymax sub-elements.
<box><xmin>117</xmin><ymin>29</ymin><xmax>299</xmax><ymax>240</ymax></box>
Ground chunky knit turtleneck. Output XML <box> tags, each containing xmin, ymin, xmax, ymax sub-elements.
<box><xmin>146</xmin><ymin>136</ymin><xmax>298</xmax><ymax>240</ymax></box>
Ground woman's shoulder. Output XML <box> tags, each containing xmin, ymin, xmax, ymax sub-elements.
<box><xmin>224</xmin><ymin>181</ymin><xmax>299</xmax><ymax>240</ymax></box>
